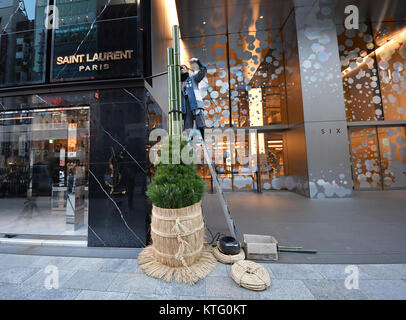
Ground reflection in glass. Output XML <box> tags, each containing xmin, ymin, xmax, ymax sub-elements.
<box><xmin>0</xmin><ymin>107</ymin><xmax>90</xmax><ymax>235</ymax></box>
<box><xmin>0</xmin><ymin>0</ymin><xmax>48</xmax><ymax>87</ymax></box>
<box><xmin>52</xmin><ymin>0</ymin><xmax>140</xmax><ymax>81</ymax></box>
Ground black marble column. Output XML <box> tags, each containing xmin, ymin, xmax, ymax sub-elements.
<box><xmin>88</xmin><ymin>87</ymin><xmax>150</xmax><ymax>247</ymax></box>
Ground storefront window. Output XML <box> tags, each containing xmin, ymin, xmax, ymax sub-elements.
<box><xmin>0</xmin><ymin>0</ymin><xmax>48</xmax><ymax>87</ymax></box>
<box><xmin>258</xmin><ymin>132</ymin><xmax>286</xmax><ymax>191</ymax></box>
<box><xmin>349</xmin><ymin>126</ymin><xmax>406</xmax><ymax>189</ymax></box>
<box><xmin>0</xmin><ymin>107</ymin><xmax>90</xmax><ymax>235</ymax></box>
<box><xmin>377</xmin><ymin>126</ymin><xmax>406</xmax><ymax>188</ymax></box>
<box><xmin>349</xmin><ymin>127</ymin><xmax>381</xmax><ymax>189</ymax></box>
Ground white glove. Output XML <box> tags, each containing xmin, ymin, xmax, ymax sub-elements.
<box><xmin>190</xmin><ymin>57</ymin><xmax>199</xmax><ymax>63</ymax></box>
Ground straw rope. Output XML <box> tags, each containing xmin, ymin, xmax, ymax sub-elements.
<box><xmin>152</xmin><ymin>212</ymin><xmax>202</xmax><ymax>221</ymax></box>
<box><xmin>153</xmin><ymin>244</ymin><xmax>204</xmax><ymax>258</ymax></box>
<box><xmin>138</xmin><ymin>245</ymin><xmax>217</xmax><ymax>285</ymax></box>
<box><xmin>150</xmin><ymin>223</ymin><xmax>204</xmax><ymax>238</ymax></box>
<box><xmin>230</xmin><ymin>260</ymin><xmax>271</xmax><ymax>291</ymax></box>
<box><xmin>139</xmin><ymin>201</ymin><xmax>216</xmax><ymax>285</ymax></box>
<box><xmin>213</xmin><ymin>247</ymin><xmax>245</xmax><ymax>264</ymax></box>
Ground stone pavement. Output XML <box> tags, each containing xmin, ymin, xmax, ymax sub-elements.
<box><xmin>0</xmin><ymin>253</ymin><xmax>406</xmax><ymax>300</ymax></box>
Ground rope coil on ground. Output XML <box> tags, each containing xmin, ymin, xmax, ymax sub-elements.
<box><xmin>230</xmin><ymin>260</ymin><xmax>271</xmax><ymax>291</ymax></box>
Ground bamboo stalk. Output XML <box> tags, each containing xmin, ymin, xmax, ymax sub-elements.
<box><xmin>172</xmin><ymin>25</ymin><xmax>182</xmax><ymax>135</ymax></box>
<box><xmin>167</xmin><ymin>47</ymin><xmax>175</xmax><ymax>136</ymax></box>
<box><xmin>278</xmin><ymin>248</ymin><xmax>318</xmax><ymax>254</ymax></box>
<box><xmin>278</xmin><ymin>245</ymin><xmax>303</xmax><ymax>250</ymax></box>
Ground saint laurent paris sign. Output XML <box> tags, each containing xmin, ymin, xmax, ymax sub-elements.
<box><xmin>56</xmin><ymin>49</ymin><xmax>134</xmax><ymax>72</ymax></box>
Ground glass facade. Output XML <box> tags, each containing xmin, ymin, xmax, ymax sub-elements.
<box><xmin>339</xmin><ymin>22</ymin><xmax>406</xmax><ymax>122</ymax></box>
<box><xmin>0</xmin><ymin>0</ymin><xmax>143</xmax><ymax>87</ymax></box>
<box><xmin>339</xmin><ymin>21</ymin><xmax>406</xmax><ymax>190</ymax></box>
<box><xmin>180</xmin><ymin>24</ymin><xmax>289</xmax><ymax>191</ymax></box>
<box><xmin>0</xmin><ymin>87</ymin><xmax>155</xmax><ymax>241</ymax></box>
<box><xmin>52</xmin><ymin>0</ymin><xmax>141</xmax><ymax>81</ymax></box>
<box><xmin>0</xmin><ymin>106</ymin><xmax>90</xmax><ymax>235</ymax></box>
<box><xmin>0</xmin><ymin>0</ymin><xmax>48</xmax><ymax>87</ymax></box>
<box><xmin>349</xmin><ymin>126</ymin><xmax>406</xmax><ymax>189</ymax></box>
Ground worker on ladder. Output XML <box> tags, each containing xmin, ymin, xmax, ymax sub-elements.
<box><xmin>180</xmin><ymin>58</ymin><xmax>207</xmax><ymax>140</ymax></box>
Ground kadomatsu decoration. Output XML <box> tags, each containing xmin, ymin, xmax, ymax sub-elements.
<box><xmin>137</xmin><ymin>26</ymin><xmax>216</xmax><ymax>285</ymax></box>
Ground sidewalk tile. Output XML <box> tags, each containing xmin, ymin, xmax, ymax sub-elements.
<box><xmin>304</xmin><ymin>279</ymin><xmax>368</xmax><ymax>300</ymax></box>
<box><xmin>99</xmin><ymin>259</ymin><xmax>141</xmax><ymax>273</ymax></box>
<box><xmin>359</xmin><ymin>264</ymin><xmax>406</xmax><ymax>280</ymax></box>
<box><xmin>0</xmin><ymin>283</ymin><xmax>33</xmax><ymax>299</ymax></box>
<box><xmin>260</xmin><ymin>279</ymin><xmax>315</xmax><ymax>300</ymax></box>
<box><xmin>186</xmin><ymin>296</ymin><xmax>234</xmax><ymax>300</ymax></box>
<box><xmin>23</xmin><ymin>269</ymin><xmax>76</xmax><ymax>288</ymax></box>
<box><xmin>311</xmin><ymin>264</ymin><xmax>372</xmax><ymax>280</ymax></box>
<box><xmin>267</xmin><ymin>264</ymin><xmax>324</xmax><ymax>280</ymax></box>
<box><xmin>108</xmin><ymin>273</ymin><xmax>159</xmax><ymax>294</ymax></box>
<box><xmin>0</xmin><ymin>266</ymin><xmax>41</xmax><ymax>284</ymax></box>
<box><xmin>359</xmin><ymin>280</ymin><xmax>406</xmax><ymax>300</ymax></box>
<box><xmin>24</xmin><ymin>287</ymin><xmax>81</xmax><ymax>300</ymax></box>
<box><xmin>127</xmin><ymin>293</ymin><xmax>179</xmax><ymax>300</ymax></box>
<box><xmin>61</xmin><ymin>257</ymin><xmax>109</xmax><ymax>271</ymax></box>
<box><xmin>207</xmin><ymin>263</ymin><xmax>230</xmax><ymax>277</ymax></box>
<box><xmin>0</xmin><ymin>283</ymin><xmax>80</xmax><ymax>300</ymax></box>
<box><xmin>62</xmin><ymin>270</ymin><xmax>117</xmax><ymax>291</ymax></box>
<box><xmin>75</xmin><ymin>290</ymin><xmax>129</xmax><ymax>300</ymax></box>
<box><xmin>31</xmin><ymin>256</ymin><xmax>73</xmax><ymax>269</ymax></box>
<box><xmin>0</xmin><ymin>254</ymin><xmax>42</xmax><ymax>267</ymax></box>
<box><xmin>156</xmin><ymin>278</ymin><xmax>206</xmax><ymax>297</ymax></box>
<box><xmin>206</xmin><ymin>276</ymin><xmax>260</xmax><ymax>299</ymax></box>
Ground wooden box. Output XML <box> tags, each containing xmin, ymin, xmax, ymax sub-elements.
<box><xmin>243</xmin><ymin>234</ymin><xmax>278</xmax><ymax>261</ymax></box>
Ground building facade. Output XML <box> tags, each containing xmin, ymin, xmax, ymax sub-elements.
<box><xmin>0</xmin><ymin>0</ymin><xmax>405</xmax><ymax>247</ymax></box>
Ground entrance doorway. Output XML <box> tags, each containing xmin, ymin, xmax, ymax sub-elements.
<box><xmin>349</xmin><ymin>126</ymin><xmax>406</xmax><ymax>189</ymax></box>
<box><xmin>0</xmin><ymin>106</ymin><xmax>90</xmax><ymax>236</ymax></box>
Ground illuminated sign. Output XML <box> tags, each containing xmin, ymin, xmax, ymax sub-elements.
<box><xmin>56</xmin><ymin>49</ymin><xmax>134</xmax><ymax>72</ymax></box>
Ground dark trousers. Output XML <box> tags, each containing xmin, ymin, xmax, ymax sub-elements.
<box><xmin>183</xmin><ymin>98</ymin><xmax>205</xmax><ymax>139</ymax></box>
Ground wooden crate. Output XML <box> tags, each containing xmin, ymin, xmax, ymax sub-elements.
<box><xmin>243</xmin><ymin>234</ymin><xmax>278</xmax><ymax>261</ymax></box>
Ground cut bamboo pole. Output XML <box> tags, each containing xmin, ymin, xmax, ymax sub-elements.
<box><xmin>167</xmin><ymin>47</ymin><xmax>175</xmax><ymax>137</ymax></box>
<box><xmin>172</xmin><ymin>25</ymin><xmax>182</xmax><ymax>136</ymax></box>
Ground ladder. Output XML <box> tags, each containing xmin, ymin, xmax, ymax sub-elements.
<box><xmin>189</xmin><ymin>132</ymin><xmax>237</xmax><ymax>239</ymax></box>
